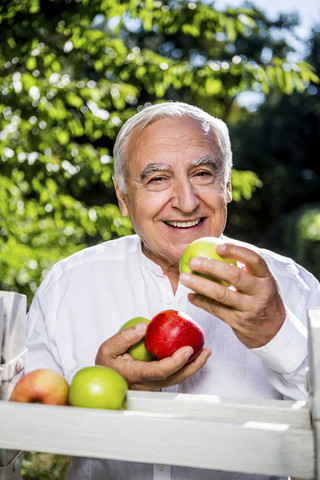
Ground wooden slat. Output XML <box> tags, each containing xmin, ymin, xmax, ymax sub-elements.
<box><xmin>308</xmin><ymin>308</ymin><xmax>320</xmax><ymax>420</ymax></box>
<box><xmin>0</xmin><ymin>292</ymin><xmax>26</xmax><ymax>365</ymax></box>
<box><xmin>127</xmin><ymin>391</ymin><xmax>311</xmax><ymax>428</ymax></box>
<box><xmin>0</xmin><ymin>396</ymin><xmax>315</xmax><ymax>478</ymax></box>
<box><xmin>308</xmin><ymin>308</ymin><xmax>320</xmax><ymax>480</ymax></box>
<box><xmin>0</xmin><ymin>297</ymin><xmax>4</xmax><ymax>361</ymax></box>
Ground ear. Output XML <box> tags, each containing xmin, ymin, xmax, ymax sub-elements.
<box><xmin>226</xmin><ymin>172</ymin><xmax>232</xmax><ymax>203</ymax></box>
<box><xmin>113</xmin><ymin>176</ymin><xmax>129</xmax><ymax>216</ymax></box>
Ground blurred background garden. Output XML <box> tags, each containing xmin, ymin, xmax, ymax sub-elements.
<box><xmin>0</xmin><ymin>0</ymin><xmax>319</xmax><ymax>476</ymax></box>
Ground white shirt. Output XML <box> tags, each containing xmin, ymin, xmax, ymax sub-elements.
<box><xmin>26</xmin><ymin>234</ymin><xmax>320</xmax><ymax>480</ymax></box>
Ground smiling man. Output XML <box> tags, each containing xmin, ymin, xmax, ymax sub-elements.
<box><xmin>114</xmin><ymin>114</ymin><xmax>232</xmax><ymax>292</ymax></box>
<box><xmin>26</xmin><ymin>102</ymin><xmax>320</xmax><ymax>480</ymax></box>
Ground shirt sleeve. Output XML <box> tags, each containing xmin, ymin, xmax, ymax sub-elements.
<box><xmin>25</xmin><ymin>270</ymin><xmax>64</xmax><ymax>376</ymax></box>
<box><xmin>251</xmin><ymin>259</ymin><xmax>320</xmax><ymax>401</ymax></box>
<box><xmin>251</xmin><ymin>308</ymin><xmax>308</xmax><ymax>399</ymax></box>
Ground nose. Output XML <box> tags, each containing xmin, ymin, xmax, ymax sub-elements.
<box><xmin>170</xmin><ymin>179</ymin><xmax>199</xmax><ymax>213</ymax></box>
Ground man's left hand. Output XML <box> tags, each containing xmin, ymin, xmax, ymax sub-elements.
<box><xmin>179</xmin><ymin>242</ymin><xmax>286</xmax><ymax>349</ymax></box>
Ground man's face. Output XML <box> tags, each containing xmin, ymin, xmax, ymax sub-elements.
<box><xmin>115</xmin><ymin>116</ymin><xmax>232</xmax><ymax>274</ymax></box>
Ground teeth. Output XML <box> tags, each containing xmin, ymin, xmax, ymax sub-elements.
<box><xmin>166</xmin><ymin>219</ymin><xmax>201</xmax><ymax>228</ymax></box>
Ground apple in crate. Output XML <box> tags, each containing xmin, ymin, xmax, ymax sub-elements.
<box><xmin>10</xmin><ymin>368</ymin><xmax>69</xmax><ymax>405</ymax></box>
<box><xmin>119</xmin><ymin>317</ymin><xmax>153</xmax><ymax>362</ymax></box>
<box><xmin>145</xmin><ymin>310</ymin><xmax>205</xmax><ymax>363</ymax></box>
<box><xmin>68</xmin><ymin>366</ymin><xmax>128</xmax><ymax>410</ymax></box>
<box><xmin>179</xmin><ymin>236</ymin><xmax>237</xmax><ymax>286</ymax></box>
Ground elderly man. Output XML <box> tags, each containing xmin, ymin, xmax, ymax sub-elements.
<box><xmin>26</xmin><ymin>102</ymin><xmax>320</xmax><ymax>480</ymax></box>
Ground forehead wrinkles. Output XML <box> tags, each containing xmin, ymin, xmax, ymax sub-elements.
<box><xmin>136</xmin><ymin>130</ymin><xmax>191</xmax><ymax>154</ymax></box>
<box><xmin>127</xmin><ymin>117</ymin><xmax>210</xmax><ymax>154</ymax></box>
<box><xmin>125</xmin><ymin>117</ymin><xmax>224</xmax><ymax>176</ymax></box>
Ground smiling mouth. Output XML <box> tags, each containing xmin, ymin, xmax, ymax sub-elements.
<box><xmin>165</xmin><ymin>218</ymin><xmax>204</xmax><ymax>228</ymax></box>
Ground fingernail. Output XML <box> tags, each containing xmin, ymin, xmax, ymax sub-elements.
<box><xmin>134</xmin><ymin>322</ymin><xmax>146</xmax><ymax>334</ymax></box>
<box><xmin>216</xmin><ymin>243</ymin><xmax>226</xmax><ymax>254</ymax></box>
<box><xmin>184</xmin><ymin>346</ymin><xmax>193</xmax><ymax>359</ymax></box>
<box><xmin>180</xmin><ymin>272</ymin><xmax>191</xmax><ymax>283</ymax></box>
<box><xmin>189</xmin><ymin>257</ymin><xmax>201</xmax><ymax>268</ymax></box>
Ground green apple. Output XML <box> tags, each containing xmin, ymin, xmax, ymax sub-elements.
<box><xmin>119</xmin><ymin>317</ymin><xmax>153</xmax><ymax>362</ymax></box>
<box><xmin>179</xmin><ymin>236</ymin><xmax>237</xmax><ymax>286</ymax></box>
<box><xmin>68</xmin><ymin>366</ymin><xmax>127</xmax><ymax>410</ymax></box>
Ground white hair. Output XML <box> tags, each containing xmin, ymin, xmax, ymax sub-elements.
<box><xmin>113</xmin><ymin>101</ymin><xmax>233</xmax><ymax>193</ymax></box>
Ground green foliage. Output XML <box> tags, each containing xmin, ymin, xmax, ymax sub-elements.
<box><xmin>226</xmin><ymin>27</ymin><xmax>320</xmax><ymax>267</ymax></box>
<box><xmin>231</xmin><ymin>170</ymin><xmax>262</xmax><ymax>202</ymax></box>
<box><xmin>22</xmin><ymin>452</ymin><xmax>70</xmax><ymax>480</ymax></box>
<box><xmin>281</xmin><ymin>205</ymin><xmax>320</xmax><ymax>280</ymax></box>
<box><xmin>1</xmin><ymin>0</ymin><xmax>318</xmax><ymax>306</ymax></box>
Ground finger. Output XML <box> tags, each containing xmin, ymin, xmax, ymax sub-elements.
<box><xmin>189</xmin><ymin>291</ymin><xmax>285</xmax><ymax>348</ymax></box>
<box><xmin>96</xmin><ymin>322</ymin><xmax>147</xmax><ymax>361</ymax></box>
<box><xmin>187</xmin><ymin>256</ymin><xmax>253</xmax><ymax>293</ymax></box>
<box><xmin>187</xmin><ymin>292</ymin><xmax>235</xmax><ymax>326</ymax></box>
<box><xmin>110</xmin><ymin>345</ymin><xmax>195</xmax><ymax>388</ymax></box>
<box><xmin>130</xmin><ymin>348</ymin><xmax>212</xmax><ymax>390</ymax></box>
<box><xmin>180</xmin><ymin>271</ymin><xmax>247</xmax><ymax>310</ymax></box>
<box><xmin>129</xmin><ymin>346</ymin><xmax>208</xmax><ymax>385</ymax></box>
<box><xmin>186</xmin><ymin>292</ymin><xmax>253</xmax><ymax>346</ymax></box>
<box><xmin>154</xmin><ymin>347</ymin><xmax>212</xmax><ymax>388</ymax></box>
<box><xmin>137</xmin><ymin>346</ymin><xmax>195</xmax><ymax>382</ymax></box>
<box><xmin>163</xmin><ymin>348</ymin><xmax>212</xmax><ymax>387</ymax></box>
<box><xmin>216</xmin><ymin>243</ymin><xmax>271</xmax><ymax>278</ymax></box>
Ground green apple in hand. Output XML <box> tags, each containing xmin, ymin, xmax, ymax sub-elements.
<box><xmin>68</xmin><ymin>366</ymin><xmax>128</xmax><ymax>410</ymax></box>
<box><xmin>119</xmin><ymin>317</ymin><xmax>153</xmax><ymax>362</ymax></box>
<box><xmin>179</xmin><ymin>236</ymin><xmax>237</xmax><ymax>286</ymax></box>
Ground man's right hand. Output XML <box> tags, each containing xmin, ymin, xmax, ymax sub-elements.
<box><xmin>95</xmin><ymin>322</ymin><xmax>211</xmax><ymax>391</ymax></box>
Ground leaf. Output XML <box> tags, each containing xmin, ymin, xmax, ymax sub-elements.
<box><xmin>231</xmin><ymin>170</ymin><xmax>262</xmax><ymax>202</ymax></box>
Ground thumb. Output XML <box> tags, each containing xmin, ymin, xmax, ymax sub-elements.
<box><xmin>98</xmin><ymin>322</ymin><xmax>147</xmax><ymax>360</ymax></box>
<box><xmin>119</xmin><ymin>321</ymin><xmax>147</xmax><ymax>348</ymax></box>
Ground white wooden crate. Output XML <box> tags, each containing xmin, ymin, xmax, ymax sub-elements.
<box><xmin>0</xmin><ymin>292</ymin><xmax>319</xmax><ymax>480</ymax></box>
<box><xmin>0</xmin><ymin>392</ymin><xmax>315</xmax><ymax>478</ymax></box>
<box><xmin>0</xmin><ymin>292</ymin><xmax>27</xmax><ymax>480</ymax></box>
<box><xmin>0</xmin><ymin>292</ymin><xmax>27</xmax><ymax>400</ymax></box>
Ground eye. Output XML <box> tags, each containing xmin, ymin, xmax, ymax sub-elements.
<box><xmin>145</xmin><ymin>174</ymin><xmax>171</xmax><ymax>191</ymax></box>
<box><xmin>195</xmin><ymin>170</ymin><xmax>212</xmax><ymax>177</ymax></box>
<box><xmin>149</xmin><ymin>175</ymin><xmax>167</xmax><ymax>183</ymax></box>
<box><xmin>192</xmin><ymin>169</ymin><xmax>215</xmax><ymax>183</ymax></box>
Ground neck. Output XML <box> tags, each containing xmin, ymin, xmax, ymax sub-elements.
<box><xmin>141</xmin><ymin>243</ymin><xmax>180</xmax><ymax>294</ymax></box>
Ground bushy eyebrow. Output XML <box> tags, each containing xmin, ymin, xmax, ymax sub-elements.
<box><xmin>191</xmin><ymin>155</ymin><xmax>219</xmax><ymax>171</ymax></box>
<box><xmin>140</xmin><ymin>163</ymin><xmax>170</xmax><ymax>181</ymax></box>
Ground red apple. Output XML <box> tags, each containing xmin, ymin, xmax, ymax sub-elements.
<box><xmin>145</xmin><ymin>310</ymin><xmax>205</xmax><ymax>363</ymax></box>
<box><xmin>10</xmin><ymin>368</ymin><xmax>69</xmax><ymax>405</ymax></box>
